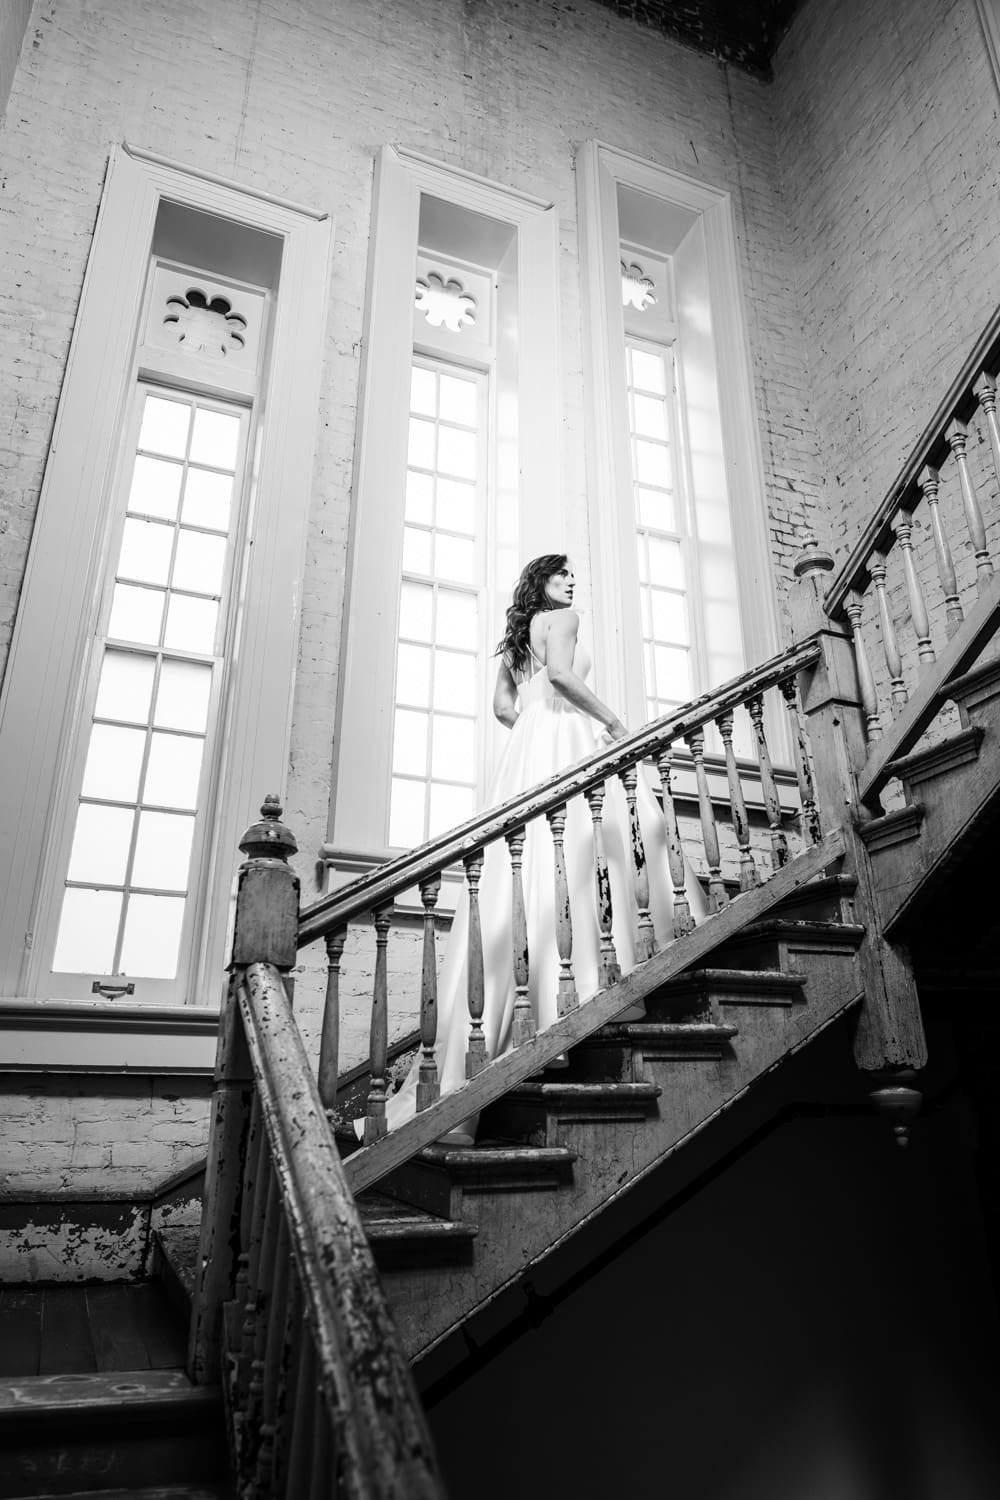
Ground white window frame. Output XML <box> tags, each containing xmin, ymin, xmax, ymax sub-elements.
<box><xmin>328</xmin><ymin>147</ymin><xmax>562</xmax><ymax>870</ymax></box>
<box><xmin>0</xmin><ymin>144</ymin><xmax>330</xmax><ymax>1064</ymax></box>
<box><xmin>577</xmin><ymin>141</ymin><xmax>781</xmax><ymax>734</ymax></box>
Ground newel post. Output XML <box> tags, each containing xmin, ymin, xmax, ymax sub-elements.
<box><xmin>188</xmin><ymin>796</ymin><xmax>300</xmax><ymax>1382</ymax></box>
<box><xmin>787</xmin><ymin>534</ymin><xmax>927</xmax><ymax>1143</ymax></box>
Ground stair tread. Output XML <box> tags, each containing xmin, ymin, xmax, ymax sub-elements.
<box><xmin>595</xmin><ymin>1020</ymin><xmax>738</xmax><ymax>1039</ymax></box>
<box><xmin>505</xmin><ymin>1080</ymin><xmax>661</xmax><ymax>1100</ymax></box>
<box><xmin>0</xmin><ymin>1367</ymin><xmax>218</xmax><ymax>1417</ymax></box>
<box><xmin>414</xmin><ymin>1143</ymin><xmax>577</xmax><ymax>1168</ymax></box>
<box><xmin>659</xmin><ymin>967</ymin><xmax>808</xmax><ymax>987</ymax></box>
<box><xmin>722</xmin><ymin>918</ymin><xmax>865</xmax><ymax>942</ymax></box>
<box><xmin>356</xmin><ymin>1190</ymin><xmax>477</xmax><ymax>1240</ymax></box>
<box><xmin>43</xmin><ymin>1490</ymin><xmax>229</xmax><ymax>1500</ymax></box>
<box><xmin>154</xmin><ymin>1225</ymin><xmax>200</xmax><ymax>1301</ymax></box>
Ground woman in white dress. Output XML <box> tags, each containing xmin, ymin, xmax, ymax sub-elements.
<box><xmin>375</xmin><ymin>553</ymin><xmax>706</xmax><ymax>1145</ymax></box>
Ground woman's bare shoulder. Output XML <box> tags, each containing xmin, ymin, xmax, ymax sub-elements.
<box><xmin>544</xmin><ymin>608</ymin><xmax>580</xmax><ymax>637</ymax></box>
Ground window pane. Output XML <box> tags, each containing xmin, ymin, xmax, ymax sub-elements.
<box><xmin>66</xmin><ymin>803</ymin><xmax>134</xmax><ymax>885</ymax></box>
<box><xmin>389</xmin><ymin>778</ymin><xmax>425</xmax><ymax>848</ymax></box>
<box><xmin>433</xmin><ymin>650</ymin><xmax>476</xmax><ymax>712</ymax></box>
<box><xmin>647</xmin><ymin>536</ymin><xmax>685</xmax><ymax>589</ymax></box>
<box><xmin>392</xmin><ymin>708</ymin><xmax>428</xmax><ymax>776</ymax></box>
<box><xmin>81</xmin><ymin>724</ymin><xmax>146</xmax><ymax>802</ymax></box>
<box><xmin>438</xmin><ymin>374</ymin><xmax>477</xmax><ymax>426</ymax></box>
<box><xmin>189</xmin><ymin>408</ymin><xmax>240</xmax><ymax>470</ymax></box>
<box><xmin>399</xmin><ymin>581</ymin><xmax>433</xmax><ymax>642</ymax></box>
<box><xmin>164</xmin><ymin>594</ymin><xmax>218</xmax><ymax>653</ymax></box>
<box><xmin>637</xmin><ymin>487</ymin><xmax>676</xmax><ymax>532</ymax></box>
<box><xmin>650</xmin><ymin>589</ymin><xmax>688</xmax><ymax>644</ymax></box>
<box><xmin>428</xmin><ymin>782</ymin><xmax>474</xmax><ymax>838</ymax></box>
<box><xmin>402</xmin><ymin>526</ymin><xmax>432</xmax><ymax>576</ymax></box>
<box><xmin>629</xmin><ymin>349</ymin><xmax>666</xmax><ymax>394</ymax></box>
<box><xmin>128</xmin><ymin>456</ymin><xmax>182</xmax><ymax>520</ymax></box>
<box><xmin>154</xmin><ymin>659</ymin><xmax>213</xmax><ymax>732</ymax></box>
<box><xmin>131</xmin><ymin>810</ymin><xmax>195</xmax><ymax>891</ymax></box>
<box><xmin>143</xmin><ymin>732</ymin><xmax>204</xmax><ymax>810</ymax></box>
<box><xmin>108</xmin><ymin>584</ymin><xmax>165</xmax><ymax>646</ymax></box>
<box><xmin>119</xmin><ymin>893</ymin><xmax>185</xmax><ymax>978</ymax></box>
<box><xmin>431</xmin><ymin>715</ymin><xmax>475</xmax><ymax>781</ymax></box>
<box><xmin>139</xmin><ymin>395</ymin><xmax>190</xmax><ymax>458</ymax></box>
<box><xmin>52</xmin><ymin>888</ymin><xmax>123</xmax><ymax>974</ymax></box>
<box><xmin>182</xmin><ymin>469</ymin><xmax>233</xmax><ymax>531</ymax></box>
<box><xmin>396</xmin><ymin>643</ymin><xmax>432</xmax><ymax>708</ymax></box>
<box><xmin>173</xmin><ymin>531</ymin><xmax>227</xmax><ymax>596</ymax></box>
<box><xmin>410</xmin><ymin>366</ymin><xmax>437</xmax><ymax>416</ymax></box>
<box><xmin>436</xmin><ymin>478</ymin><xmax>475</xmax><ymax>535</ymax></box>
<box><xmin>118</xmin><ymin>518</ymin><xmax>173</xmax><ymax>586</ymax></box>
<box><xmin>654</xmin><ymin>644</ymin><xmax>691</xmax><ymax>702</ymax></box>
<box><xmin>436</xmin><ymin>589</ymin><xmax>477</xmax><ymax>648</ymax></box>
<box><xmin>437</xmin><ymin>426</ymin><xmax>476</xmax><ymax>479</ymax></box>
<box><xmin>405</xmin><ymin>470</ymin><xmax>433</xmax><ymax>526</ymax></box>
<box><xmin>408</xmin><ymin>416</ymin><xmax>435</xmax><ymax>470</ymax></box>
<box><xmin>95</xmin><ymin>651</ymin><xmax>155</xmax><ymax>724</ymax></box>
<box><xmin>635</xmin><ymin>440</ymin><xmax>671</xmax><ymax>489</ymax></box>
<box><xmin>434</xmin><ymin>533</ymin><xmax>475</xmax><ymax>584</ymax></box>
<box><xmin>636</xmin><ymin>534</ymin><xmax>649</xmax><ymax>585</ymax></box>
<box><xmin>632</xmin><ymin>392</ymin><xmax>667</xmax><ymax>440</ymax></box>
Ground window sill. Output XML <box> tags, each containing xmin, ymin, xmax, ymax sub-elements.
<box><xmin>0</xmin><ymin>998</ymin><xmax>220</xmax><ymax>1074</ymax></box>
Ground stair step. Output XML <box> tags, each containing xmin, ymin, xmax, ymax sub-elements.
<box><xmin>152</xmin><ymin>1226</ymin><xmax>200</xmax><ymax>1322</ymax></box>
<box><xmin>590</xmin><ymin>1020</ymin><xmax>738</xmax><ymax>1056</ymax></box>
<box><xmin>766</xmin><ymin>872</ymin><xmax>858</xmax><ymax>923</ymax></box>
<box><xmin>355</xmin><ymin>1190</ymin><xmax>477</xmax><ymax>1269</ymax></box>
<box><xmin>501</xmin><ymin>1080</ymin><xmax>661</xmax><ymax>1110</ymax></box>
<box><xmin>884</xmin><ymin>724</ymin><xmax>984</xmax><ymax>790</ymax></box>
<box><xmin>946</xmin><ymin>655</ymin><xmax>1000</xmax><ymax>725</ymax></box>
<box><xmin>41</xmin><ymin>1490</ymin><xmax>228</xmax><ymax>1500</ymax></box>
<box><xmin>377</xmin><ymin>1145</ymin><xmax>577</xmax><ymax>1220</ymax></box>
<box><xmin>653</xmin><ymin>968</ymin><xmax>807</xmax><ymax>1013</ymax></box>
<box><xmin>713</xmin><ymin>918</ymin><xmax>865</xmax><ymax>969</ymax></box>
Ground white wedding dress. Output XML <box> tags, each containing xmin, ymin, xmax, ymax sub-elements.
<box><xmin>382</xmin><ymin>637</ymin><xmax>706</xmax><ymax>1139</ymax></box>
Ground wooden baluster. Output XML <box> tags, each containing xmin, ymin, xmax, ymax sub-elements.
<box><xmin>506</xmin><ymin>827</ymin><xmax>535</xmax><ymax>1044</ymax></box>
<box><xmin>894</xmin><ymin>509</ymin><xmax>935</xmax><ymax>664</ymax></box>
<box><xmin>254</xmin><ymin>1218</ymin><xmax>290</xmax><ymax>1494</ymax></box>
<box><xmin>618</xmin><ymin>767</ymin><xmax>657</xmax><ymax>961</ymax></box>
<box><xmin>717</xmin><ymin>710</ymin><xmax>759</xmax><ymax>892</ymax></box>
<box><xmin>546</xmin><ymin>805</ymin><xmax>579</xmax><ymax>1012</ymax></box>
<box><xmin>363</xmin><ymin>905</ymin><xmax>392</xmax><ymax>1146</ymax></box>
<box><xmin>282</xmin><ymin>1333</ymin><xmax>316</xmax><ymax>1500</ymax></box>
<box><xmin>974</xmin><ymin>370</ymin><xmax>1000</xmax><ymax>488</ymax></box>
<box><xmin>464</xmin><ymin>849</ymin><xmax>488</xmax><ymax>1076</ymax></box>
<box><xmin>416</xmin><ymin>875</ymin><xmax>441</xmax><ymax>1110</ymax></box>
<box><xmin>234</xmin><ymin>1102</ymin><xmax>267</xmax><ymax>1430</ymax></box>
<box><xmin>869</xmin><ymin>549</ymin><xmax>907</xmax><ymax>709</ymax></box>
<box><xmin>655</xmin><ymin>745</ymin><xmax>695</xmax><ymax>936</ymax></box>
<box><xmin>844</xmin><ymin>590</ymin><xmax>882</xmax><ymax>740</ymax></box>
<box><xmin>244</xmin><ymin>1169</ymin><xmax>280</xmax><ymax>1484</ymax></box>
<box><xmin>946</xmin><ymin>418</ymin><xmax>995</xmax><ymax>586</ymax></box>
<box><xmin>308</xmin><ymin>1389</ymin><xmax>333</xmax><ymax>1500</ymax></box>
<box><xmin>585</xmin><ymin>785</ymin><xmax>621</xmax><ymax>989</ymax></box>
<box><xmin>684</xmin><ymin>728</ymin><xmax>727</xmax><ymax>911</ymax></box>
<box><xmin>317</xmin><ymin>928</ymin><xmax>345</xmax><ymax>1112</ymax></box>
<box><xmin>746</xmin><ymin>695</ymin><xmax>788</xmax><ymax>869</ymax></box>
<box><xmin>271</xmin><ymin>1259</ymin><xmax>303</xmax><ymax>1497</ymax></box>
<box><xmin>917</xmin><ymin>465</ymin><xmax>963</xmax><ymax>635</ymax></box>
<box><xmin>779</xmin><ymin>678</ymin><xmax>822</xmax><ymax>844</ymax></box>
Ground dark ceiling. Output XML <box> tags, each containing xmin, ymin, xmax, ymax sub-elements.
<box><xmin>594</xmin><ymin>0</ymin><xmax>805</xmax><ymax>78</ymax></box>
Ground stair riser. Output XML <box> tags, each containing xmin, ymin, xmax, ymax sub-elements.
<box><xmin>0</xmin><ymin>1415</ymin><xmax>223</xmax><ymax>1499</ymax></box>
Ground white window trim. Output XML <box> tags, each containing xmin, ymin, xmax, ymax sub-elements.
<box><xmin>576</xmin><ymin>141</ymin><xmax>781</xmax><ymax>732</ymax></box>
<box><xmin>328</xmin><ymin>146</ymin><xmax>563</xmax><ymax>867</ymax></box>
<box><xmin>0</xmin><ymin>144</ymin><xmax>331</xmax><ymax>1056</ymax></box>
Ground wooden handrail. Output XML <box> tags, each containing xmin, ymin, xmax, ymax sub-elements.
<box><xmin>823</xmin><ymin>302</ymin><xmax>1000</xmax><ymax>620</ymax></box>
<box><xmin>298</xmin><ymin>638</ymin><xmax>821</xmax><ymax>947</ymax></box>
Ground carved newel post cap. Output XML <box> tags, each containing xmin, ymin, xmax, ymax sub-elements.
<box><xmin>869</xmin><ymin>1068</ymin><xmax>923</xmax><ymax>1148</ymax></box>
<box><xmin>792</xmin><ymin>527</ymin><xmax>835</xmax><ymax>581</ymax></box>
<box><xmin>239</xmin><ymin>795</ymin><xmax>298</xmax><ymax>863</ymax></box>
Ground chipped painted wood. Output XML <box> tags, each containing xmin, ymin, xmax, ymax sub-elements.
<box><xmin>463</xmin><ymin>850</ymin><xmax>487</xmax><ymax>1076</ymax></box>
<box><xmin>318</xmin><ymin>929</ymin><xmax>345</xmax><ymax>1111</ymax></box>
<box><xmin>505</xmin><ymin>828</ymin><xmax>535</xmax><ymax>1046</ymax></box>
<box><xmin>717</xmin><ymin>709</ymin><xmax>759</xmax><ymax>891</ymax></box>
<box><xmin>619</xmin><ymin>766</ymin><xmax>656</xmax><ymax>960</ymax></box>
<box><xmin>655</xmin><ymin>746</ymin><xmax>695</xmax><ymax>936</ymax></box>
<box><xmin>585</xmin><ymin>785</ymin><xmax>621</xmax><ymax>988</ymax></box>
<box><xmin>416</xmin><ymin>877</ymin><xmax>441</xmax><ymax>1111</ymax></box>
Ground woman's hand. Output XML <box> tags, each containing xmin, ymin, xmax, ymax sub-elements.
<box><xmin>605</xmin><ymin>719</ymin><xmax>628</xmax><ymax>741</ymax></box>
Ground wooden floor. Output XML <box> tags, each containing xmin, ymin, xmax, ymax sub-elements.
<box><xmin>0</xmin><ymin>1281</ymin><xmax>187</xmax><ymax>1378</ymax></box>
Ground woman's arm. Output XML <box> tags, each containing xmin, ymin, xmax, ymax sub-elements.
<box><xmin>544</xmin><ymin>611</ymin><xmax>626</xmax><ymax>738</ymax></box>
<box><xmin>493</xmin><ymin>662</ymin><xmax>519</xmax><ymax>728</ymax></box>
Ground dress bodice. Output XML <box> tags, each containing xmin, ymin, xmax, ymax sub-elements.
<box><xmin>516</xmin><ymin>637</ymin><xmax>591</xmax><ymax>708</ymax></box>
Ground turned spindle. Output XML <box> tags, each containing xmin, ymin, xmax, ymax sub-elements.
<box><xmin>585</xmin><ymin>785</ymin><xmax>621</xmax><ymax>989</ymax></box>
<box><xmin>254</xmin><ymin>1216</ymin><xmax>291</xmax><ymax>1491</ymax></box>
<box><xmin>717</xmin><ymin>709</ymin><xmax>759</xmax><ymax>891</ymax></box>
<box><xmin>946</xmin><ymin>418</ymin><xmax>994</xmax><ymax>586</ymax></box>
<box><xmin>618</xmin><ymin>765</ymin><xmax>657</xmax><ymax>960</ymax></box>
<box><xmin>506</xmin><ymin>826</ymin><xmax>535</xmax><ymax>1046</ymax></box>
<box><xmin>916</xmin><ymin>465</ymin><xmax>963</xmax><ymax>635</ymax></box>
<box><xmin>684</xmin><ymin>727</ymin><xmax>727</xmax><ymax>912</ymax></box>
<box><xmin>893</xmin><ymin>509</ymin><xmax>935</xmax><ymax>664</ymax></box>
<box><xmin>416</xmin><ymin>875</ymin><xmax>441</xmax><ymax>1110</ymax></box>
<box><xmin>779</xmin><ymin>677</ymin><xmax>822</xmax><ymax>844</ymax></box>
<box><xmin>464</xmin><ymin>849</ymin><xmax>488</xmax><ymax>1075</ymax></box>
<box><xmin>869</xmin><ymin>549</ymin><xmax>907</xmax><ymax>709</ymax></box>
<box><xmin>655</xmin><ymin>745</ymin><xmax>695</xmax><ymax>936</ymax></box>
<box><xmin>844</xmin><ymin>590</ymin><xmax>882</xmax><ymax>741</ymax></box>
<box><xmin>746</xmin><ymin>695</ymin><xmax>788</xmax><ymax>869</ymax></box>
<box><xmin>974</xmin><ymin>370</ymin><xmax>1000</xmax><ymax>491</ymax></box>
<box><xmin>363</xmin><ymin>905</ymin><xmax>392</xmax><ymax>1146</ymax></box>
<box><xmin>546</xmin><ymin>804</ymin><xmax>578</xmax><ymax>1014</ymax></box>
<box><xmin>317</xmin><ymin>929</ymin><xmax>345</xmax><ymax>1111</ymax></box>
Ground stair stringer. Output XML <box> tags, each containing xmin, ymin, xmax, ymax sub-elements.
<box><xmin>375</xmin><ymin>934</ymin><xmax>863</xmax><ymax>1366</ymax></box>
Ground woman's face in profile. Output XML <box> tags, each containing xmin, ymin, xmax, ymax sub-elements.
<box><xmin>543</xmin><ymin>561</ymin><xmax>575</xmax><ymax>610</ymax></box>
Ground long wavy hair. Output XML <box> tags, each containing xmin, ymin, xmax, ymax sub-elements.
<box><xmin>495</xmin><ymin>553</ymin><xmax>569</xmax><ymax>675</ymax></box>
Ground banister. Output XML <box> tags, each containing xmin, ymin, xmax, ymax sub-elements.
<box><xmin>823</xmin><ymin>302</ymin><xmax>1000</xmax><ymax>621</ymax></box>
<box><xmin>238</xmin><ymin>960</ymin><xmax>443</xmax><ymax>1499</ymax></box>
<box><xmin>298</xmin><ymin>638</ymin><xmax>822</xmax><ymax>948</ymax></box>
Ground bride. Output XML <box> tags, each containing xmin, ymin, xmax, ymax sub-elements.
<box><xmin>373</xmin><ymin>553</ymin><xmax>706</xmax><ymax>1145</ymax></box>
